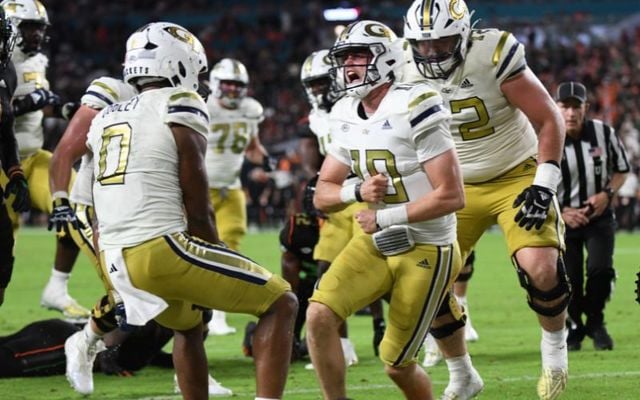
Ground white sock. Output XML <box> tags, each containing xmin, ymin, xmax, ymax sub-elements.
<box><xmin>541</xmin><ymin>328</ymin><xmax>568</xmax><ymax>370</ymax></box>
<box><xmin>50</xmin><ymin>267</ymin><xmax>70</xmax><ymax>283</ymax></box>
<box><xmin>83</xmin><ymin>322</ymin><xmax>102</xmax><ymax>345</ymax></box>
<box><xmin>445</xmin><ymin>353</ymin><xmax>473</xmax><ymax>382</ymax></box>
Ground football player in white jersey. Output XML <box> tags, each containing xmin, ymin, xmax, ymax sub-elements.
<box><xmin>306</xmin><ymin>20</ymin><xmax>465</xmax><ymax>400</ymax></box>
<box><xmin>49</xmin><ymin>76</ymin><xmax>234</xmax><ymax>397</ymax></box>
<box><xmin>84</xmin><ymin>23</ymin><xmax>296</xmax><ymax>399</ymax></box>
<box><xmin>0</xmin><ymin>0</ymin><xmax>88</xmax><ymax>321</ymax></box>
<box><xmin>405</xmin><ymin>1</ymin><xmax>568</xmax><ymax>399</ymax></box>
<box><xmin>204</xmin><ymin>58</ymin><xmax>273</xmax><ymax>336</ymax></box>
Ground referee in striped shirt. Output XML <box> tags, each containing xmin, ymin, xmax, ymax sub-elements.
<box><xmin>556</xmin><ymin>81</ymin><xmax>630</xmax><ymax>351</ymax></box>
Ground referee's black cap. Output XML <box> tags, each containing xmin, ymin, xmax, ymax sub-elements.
<box><xmin>557</xmin><ymin>81</ymin><xmax>587</xmax><ymax>103</ymax></box>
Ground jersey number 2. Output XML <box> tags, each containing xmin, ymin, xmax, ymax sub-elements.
<box><xmin>450</xmin><ymin>97</ymin><xmax>495</xmax><ymax>140</ymax></box>
<box><xmin>97</xmin><ymin>123</ymin><xmax>132</xmax><ymax>185</ymax></box>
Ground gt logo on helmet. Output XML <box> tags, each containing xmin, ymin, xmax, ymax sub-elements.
<box><xmin>164</xmin><ymin>26</ymin><xmax>195</xmax><ymax>49</ymax></box>
<box><xmin>449</xmin><ymin>0</ymin><xmax>467</xmax><ymax>20</ymax></box>
<box><xmin>364</xmin><ymin>23</ymin><xmax>391</xmax><ymax>39</ymax></box>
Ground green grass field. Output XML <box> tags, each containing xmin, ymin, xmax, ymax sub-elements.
<box><xmin>1</xmin><ymin>228</ymin><xmax>639</xmax><ymax>399</ymax></box>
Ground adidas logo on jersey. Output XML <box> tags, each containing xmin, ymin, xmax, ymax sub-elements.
<box><xmin>382</xmin><ymin>120</ymin><xmax>392</xmax><ymax>129</ymax></box>
<box><xmin>417</xmin><ymin>259</ymin><xmax>431</xmax><ymax>269</ymax></box>
<box><xmin>109</xmin><ymin>264</ymin><xmax>118</xmax><ymax>273</ymax></box>
<box><xmin>460</xmin><ymin>78</ymin><xmax>474</xmax><ymax>88</ymax></box>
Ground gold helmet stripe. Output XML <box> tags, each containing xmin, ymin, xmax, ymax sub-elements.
<box><xmin>35</xmin><ymin>0</ymin><xmax>46</xmax><ymax>18</ymax></box>
<box><xmin>421</xmin><ymin>0</ymin><xmax>433</xmax><ymax>29</ymax></box>
<box><xmin>231</xmin><ymin>59</ymin><xmax>241</xmax><ymax>76</ymax></box>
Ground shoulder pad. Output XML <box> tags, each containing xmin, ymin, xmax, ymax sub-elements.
<box><xmin>241</xmin><ymin>97</ymin><xmax>264</xmax><ymax>121</ymax></box>
<box><xmin>468</xmin><ymin>29</ymin><xmax>526</xmax><ymax>81</ymax></box>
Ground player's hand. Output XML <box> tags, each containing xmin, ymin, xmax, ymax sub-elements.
<box><xmin>360</xmin><ymin>174</ymin><xmax>388</xmax><ymax>203</ymax></box>
<box><xmin>355</xmin><ymin>209</ymin><xmax>378</xmax><ymax>234</ymax></box>
<box><xmin>513</xmin><ymin>184</ymin><xmax>554</xmax><ymax>231</ymax></box>
<box><xmin>48</xmin><ymin>197</ymin><xmax>84</xmax><ymax>232</ymax></box>
<box><xmin>3</xmin><ymin>172</ymin><xmax>30</xmax><ymax>212</ymax></box>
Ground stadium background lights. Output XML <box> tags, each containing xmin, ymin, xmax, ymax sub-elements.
<box><xmin>323</xmin><ymin>7</ymin><xmax>360</xmax><ymax>22</ymax></box>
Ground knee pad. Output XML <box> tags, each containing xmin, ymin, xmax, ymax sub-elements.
<box><xmin>513</xmin><ymin>256</ymin><xmax>571</xmax><ymax>317</ymax></box>
<box><xmin>430</xmin><ymin>292</ymin><xmax>466</xmax><ymax>339</ymax></box>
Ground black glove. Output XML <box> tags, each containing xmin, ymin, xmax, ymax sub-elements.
<box><xmin>47</xmin><ymin>197</ymin><xmax>83</xmax><ymax>232</ymax></box>
<box><xmin>302</xmin><ymin>175</ymin><xmax>326</xmax><ymax>219</ymax></box>
<box><xmin>3</xmin><ymin>172</ymin><xmax>30</xmax><ymax>212</ymax></box>
<box><xmin>513</xmin><ymin>184</ymin><xmax>554</xmax><ymax>231</ymax></box>
<box><xmin>13</xmin><ymin>88</ymin><xmax>61</xmax><ymax>116</ymax></box>
<box><xmin>53</xmin><ymin>101</ymin><xmax>80</xmax><ymax>121</ymax></box>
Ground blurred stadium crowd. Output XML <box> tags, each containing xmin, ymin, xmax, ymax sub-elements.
<box><xmin>34</xmin><ymin>0</ymin><xmax>640</xmax><ymax>230</ymax></box>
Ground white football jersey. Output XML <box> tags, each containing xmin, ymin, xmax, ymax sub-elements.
<box><xmin>328</xmin><ymin>82</ymin><xmax>456</xmax><ymax>245</ymax></box>
<box><xmin>205</xmin><ymin>97</ymin><xmax>264</xmax><ymax>189</ymax></box>
<box><xmin>309</xmin><ymin>107</ymin><xmax>331</xmax><ymax>156</ymax></box>
<box><xmin>405</xmin><ymin>29</ymin><xmax>538</xmax><ymax>183</ymax></box>
<box><xmin>87</xmin><ymin>87</ymin><xmax>209</xmax><ymax>249</ymax></box>
<box><xmin>70</xmin><ymin>78</ymin><xmax>138</xmax><ymax>206</ymax></box>
<box><xmin>12</xmin><ymin>48</ymin><xmax>50</xmax><ymax>158</ymax></box>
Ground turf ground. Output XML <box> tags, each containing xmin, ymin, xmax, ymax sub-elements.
<box><xmin>1</xmin><ymin>227</ymin><xmax>639</xmax><ymax>399</ymax></box>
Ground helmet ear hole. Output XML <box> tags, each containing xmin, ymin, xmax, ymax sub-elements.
<box><xmin>178</xmin><ymin>61</ymin><xmax>186</xmax><ymax>78</ymax></box>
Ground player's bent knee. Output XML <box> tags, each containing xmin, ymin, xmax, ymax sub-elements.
<box><xmin>513</xmin><ymin>257</ymin><xmax>571</xmax><ymax>317</ymax></box>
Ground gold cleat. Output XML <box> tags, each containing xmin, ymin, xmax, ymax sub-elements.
<box><xmin>537</xmin><ymin>367</ymin><xmax>568</xmax><ymax>400</ymax></box>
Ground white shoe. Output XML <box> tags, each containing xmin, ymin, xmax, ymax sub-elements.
<box><xmin>174</xmin><ymin>373</ymin><xmax>233</xmax><ymax>397</ymax></box>
<box><xmin>65</xmin><ymin>330</ymin><xmax>105</xmax><ymax>395</ymax></box>
<box><xmin>465</xmin><ymin>318</ymin><xmax>479</xmax><ymax>342</ymax></box>
<box><xmin>537</xmin><ymin>367</ymin><xmax>567</xmax><ymax>400</ymax></box>
<box><xmin>456</xmin><ymin>295</ymin><xmax>479</xmax><ymax>342</ymax></box>
<box><xmin>41</xmin><ymin>283</ymin><xmax>90</xmax><ymax>323</ymax></box>
<box><xmin>305</xmin><ymin>339</ymin><xmax>359</xmax><ymax>371</ymax></box>
<box><xmin>422</xmin><ymin>334</ymin><xmax>443</xmax><ymax>367</ymax></box>
<box><xmin>440</xmin><ymin>366</ymin><xmax>484</xmax><ymax>400</ymax></box>
<box><xmin>207</xmin><ymin>310</ymin><xmax>236</xmax><ymax>336</ymax></box>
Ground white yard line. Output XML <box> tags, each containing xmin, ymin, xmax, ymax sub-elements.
<box><xmin>139</xmin><ymin>370</ymin><xmax>640</xmax><ymax>399</ymax></box>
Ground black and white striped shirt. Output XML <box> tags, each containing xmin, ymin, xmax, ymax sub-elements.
<box><xmin>558</xmin><ymin>119</ymin><xmax>630</xmax><ymax>208</ymax></box>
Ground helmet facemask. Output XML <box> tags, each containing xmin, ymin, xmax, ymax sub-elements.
<box><xmin>216</xmin><ymin>79</ymin><xmax>247</xmax><ymax>108</ymax></box>
<box><xmin>410</xmin><ymin>34</ymin><xmax>464</xmax><ymax>79</ymax></box>
<box><xmin>16</xmin><ymin>19</ymin><xmax>46</xmax><ymax>54</ymax></box>
<box><xmin>330</xmin><ymin>44</ymin><xmax>387</xmax><ymax>99</ymax></box>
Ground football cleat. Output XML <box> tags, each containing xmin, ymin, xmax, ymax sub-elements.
<box><xmin>305</xmin><ymin>338</ymin><xmax>359</xmax><ymax>370</ymax></box>
<box><xmin>341</xmin><ymin>338</ymin><xmax>359</xmax><ymax>367</ymax></box>
<box><xmin>208</xmin><ymin>310</ymin><xmax>236</xmax><ymax>336</ymax></box>
<box><xmin>174</xmin><ymin>373</ymin><xmax>233</xmax><ymax>397</ymax></box>
<box><xmin>440</xmin><ymin>365</ymin><xmax>484</xmax><ymax>400</ymax></box>
<box><xmin>41</xmin><ymin>283</ymin><xmax>90</xmax><ymax>322</ymax></box>
<box><xmin>422</xmin><ymin>334</ymin><xmax>443</xmax><ymax>367</ymax></box>
<box><xmin>537</xmin><ymin>367</ymin><xmax>568</xmax><ymax>400</ymax></box>
<box><xmin>588</xmin><ymin>325</ymin><xmax>613</xmax><ymax>351</ymax></box>
<box><xmin>65</xmin><ymin>330</ymin><xmax>106</xmax><ymax>395</ymax></box>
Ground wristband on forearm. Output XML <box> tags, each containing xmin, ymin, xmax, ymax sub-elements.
<box><xmin>533</xmin><ymin>161</ymin><xmax>561</xmax><ymax>193</ymax></box>
<box><xmin>339</xmin><ymin>184</ymin><xmax>357</xmax><ymax>204</ymax></box>
<box><xmin>376</xmin><ymin>205</ymin><xmax>409</xmax><ymax>229</ymax></box>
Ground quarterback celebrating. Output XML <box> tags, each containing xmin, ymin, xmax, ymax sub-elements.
<box><xmin>306</xmin><ymin>20</ymin><xmax>465</xmax><ymax>400</ymax></box>
<box><xmin>404</xmin><ymin>1</ymin><xmax>568</xmax><ymax>399</ymax></box>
